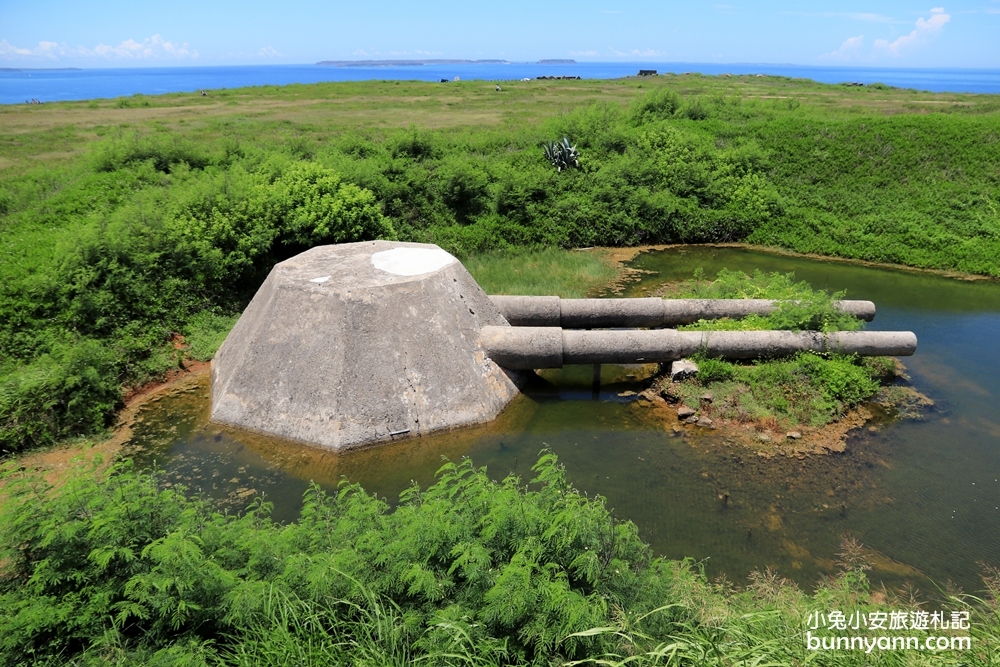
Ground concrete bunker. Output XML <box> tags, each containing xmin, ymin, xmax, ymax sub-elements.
<box><xmin>211</xmin><ymin>241</ymin><xmax>917</xmax><ymax>451</ymax></box>
<box><xmin>210</xmin><ymin>241</ymin><xmax>525</xmax><ymax>452</ymax></box>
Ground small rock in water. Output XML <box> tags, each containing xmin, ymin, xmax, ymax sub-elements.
<box><xmin>677</xmin><ymin>405</ymin><xmax>696</xmax><ymax>419</ymax></box>
<box><xmin>696</xmin><ymin>417</ymin><xmax>714</xmax><ymax>427</ymax></box>
<box><xmin>637</xmin><ymin>388</ymin><xmax>657</xmax><ymax>402</ymax></box>
<box><xmin>684</xmin><ymin>416</ymin><xmax>699</xmax><ymax>424</ymax></box>
<box><xmin>659</xmin><ymin>384</ymin><xmax>680</xmax><ymax>403</ymax></box>
<box><xmin>670</xmin><ymin>359</ymin><xmax>699</xmax><ymax>382</ymax></box>
<box><xmin>786</xmin><ymin>431</ymin><xmax>802</xmax><ymax>440</ymax></box>
<box><xmin>618</xmin><ymin>390</ymin><xmax>637</xmax><ymax>397</ymax></box>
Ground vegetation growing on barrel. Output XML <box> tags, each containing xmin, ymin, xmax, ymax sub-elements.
<box><xmin>1</xmin><ymin>453</ymin><xmax>995</xmax><ymax>666</ymax></box>
<box><xmin>658</xmin><ymin>269</ymin><xmax>906</xmax><ymax>428</ymax></box>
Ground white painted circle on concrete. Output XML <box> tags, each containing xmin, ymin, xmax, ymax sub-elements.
<box><xmin>371</xmin><ymin>247</ymin><xmax>457</xmax><ymax>277</ymax></box>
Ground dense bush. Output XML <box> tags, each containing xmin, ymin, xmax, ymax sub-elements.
<box><xmin>0</xmin><ymin>156</ymin><xmax>392</xmax><ymax>454</ymax></box>
<box><xmin>677</xmin><ymin>268</ymin><xmax>863</xmax><ymax>332</ymax></box>
<box><xmin>1</xmin><ymin>454</ymin><xmax>994</xmax><ymax>666</ymax></box>
<box><xmin>0</xmin><ymin>455</ymin><xmax>665</xmax><ymax>665</ymax></box>
<box><xmin>0</xmin><ymin>339</ymin><xmax>119</xmax><ymax>451</ymax></box>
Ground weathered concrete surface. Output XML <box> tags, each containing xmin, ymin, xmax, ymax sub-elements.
<box><xmin>479</xmin><ymin>326</ymin><xmax>917</xmax><ymax>370</ymax></box>
<box><xmin>211</xmin><ymin>241</ymin><xmax>524</xmax><ymax>451</ymax></box>
<box><xmin>489</xmin><ymin>295</ymin><xmax>877</xmax><ymax>327</ymax></box>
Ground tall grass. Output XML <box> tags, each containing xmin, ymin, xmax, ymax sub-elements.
<box><xmin>465</xmin><ymin>247</ymin><xmax>620</xmax><ymax>297</ymax></box>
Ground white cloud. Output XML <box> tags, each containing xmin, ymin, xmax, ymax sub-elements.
<box><xmin>258</xmin><ymin>46</ymin><xmax>280</xmax><ymax>58</ymax></box>
<box><xmin>0</xmin><ymin>40</ymin><xmax>31</xmax><ymax>56</ymax></box>
<box><xmin>0</xmin><ymin>39</ymin><xmax>62</xmax><ymax>59</ymax></box>
<box><xmin>819</xmin><ymin>34</ymin><xmax>865</xmax><ymax>61</ymax></box>
<box><xmin>0</xmin><ymin>34</ymin><xmax>197</xmax><ymax>62</ymax></box>
<box><xmin>82</xmin><ymin>34</ymin><xmax>197</xmax><ymax>60</ymax></box>
<box><xmin>874</xmin><ymin>7</ymin><xmax>951</xmax><ymax>56</ymax></box>
<box><xmin>608</xmin><ymin>47</ymin><xmax>666</xmax><ymax>58</ymax></box>
<box><xmin>818</xmin><ymin>8</ymin><xmax>952</xmax><ymax>61</ymax></box>
<box><xmin>844</xmin><ymin>13</ymin><xmax>897</xmax><ymax>23</ymax></box>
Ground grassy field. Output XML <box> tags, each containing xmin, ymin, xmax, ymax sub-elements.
<box><xmin>1</xmin><ymin>73</ymin><xmax>998</xmax><ymax>452</ymax></box>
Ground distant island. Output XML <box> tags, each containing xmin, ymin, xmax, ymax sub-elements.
<box><xmin>0</xmin><ymin>67</ymin><xmax>82</xmax><ymax>71</ymax></box>
<box><xmin>317</xmin><ymin>59</ymin><xmax>510</xmax><ymax>67</ymax></box>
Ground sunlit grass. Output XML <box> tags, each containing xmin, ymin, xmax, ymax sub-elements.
<box><xmin>465</xmin><ymin>247</ymin><xmax>620</xmax><ymax>297</ymax></box>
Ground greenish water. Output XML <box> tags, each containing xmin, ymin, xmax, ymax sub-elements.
<box><xmin>127</xmin><ymin>247</ymin><xmax>1000</xmax><ymax>592</ymax></box>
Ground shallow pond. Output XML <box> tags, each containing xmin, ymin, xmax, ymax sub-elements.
<box><xmin>127</xmin><ymin>247</ymin><xmax>1000</xmax><ymax>592</ymax></box>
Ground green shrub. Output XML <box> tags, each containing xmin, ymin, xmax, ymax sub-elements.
<box><xmin>675</xmin><ymin>269</ymin><xmax>885</xmax><ymax>426</ymax></box>
<box><xmin>680</xmin><ymin>98</ymin><xmax>711</xmax><ymax>121</ymax></box>
<box><xmin>684</xmin><ymin>352</ymin><xmax>887</xmax><ymax>426</ymax></box>
<box><xmin>183</xmin><ymin>312</ymin><xmax>239</xmax><ymax>362</ymax></box>
<box><xmin>631</xmin><ymin>88</ymin><xmax>681</xmax><ymax>123</ymax></box>
<box><xmin>0</xmin><ymin>455</ymin><xmax>659</xmax><ymax>665</ymax></box>
<box><xmin>1</xmin><ymin>454</ymin><xmax>995</xmax><ymax>665</ymax></box>
<box><xmin>0</xmin><ymin>339</ymin><xmax>119</xmax><ymax>453</ymax></box>
<box><xmin>92</xmin><ymin>131</ymin><xmax>210</xmax><ymax>173</ymax></box>
<box><xmin>0</xmin><ymin>158</ymin><xmax>393</xmax><ymax>452</ymax></box>
<box><xmin>678</xmin><ymin>269</ymin><xmax>862</xmax><ymax>332</ymax></box>
<box><xmin>694</xmin><ymin>357</ymin><xmax>735</xmax><ymax>384</ymax></box>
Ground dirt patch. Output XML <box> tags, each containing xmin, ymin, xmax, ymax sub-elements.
<box><xmin>121</xmin><ymin>358</ymin><xmax>210</xmax><ymax>405</ymax></box>
<box><xmin>632</xmin><ymin>382</ymin><xmax>931</xmax><ymax>459</ymax></box>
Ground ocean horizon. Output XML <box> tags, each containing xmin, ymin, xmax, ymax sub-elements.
<box><xmin>3</xmin><ymin>61</ymin><xmax>998</xmax><ymax>105</ymax></box>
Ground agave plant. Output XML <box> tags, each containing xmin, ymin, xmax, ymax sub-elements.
<box><xmin>543</xmin><ymin>137</ymin><xmax>580</xmax><ymax>171</ymax></box>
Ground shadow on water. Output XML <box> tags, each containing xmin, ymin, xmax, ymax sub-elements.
<box><xmin>127</xmin><ymin>246</ymin><xmax>1000</xmax><ymax>593</ymax></box>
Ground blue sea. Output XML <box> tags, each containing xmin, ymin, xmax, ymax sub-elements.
<box><xmin>2</xmin><ymin>62</ymin><xmax>998</xmax><ymax>105</ymax></box>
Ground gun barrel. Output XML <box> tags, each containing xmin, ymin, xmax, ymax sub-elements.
<box><xmin>480</xmin><ymin>326</ymin><xmax>916</xmax><ymax>370</ymax></box>
<box><xmin>489</xmin><ymin>296</ymin><xmax>877</xmax><ymax>328</ymax></box>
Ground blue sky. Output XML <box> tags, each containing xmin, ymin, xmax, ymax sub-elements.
<box><xmin>2</xmin><ymin>1</ymin><xmax>998</xmax><ymax>68</ymax></box>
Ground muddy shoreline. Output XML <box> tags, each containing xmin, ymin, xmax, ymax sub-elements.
<box><xmin>0</xmin><ymin>363</ymin><xmax>212</xmax><ymax>492</ymax></box>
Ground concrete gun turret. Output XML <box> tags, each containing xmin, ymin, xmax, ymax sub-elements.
<box><xmin>210</xmin><ymin>242</ymin><xmax>917</xmax><ymax>451</ymax></box>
